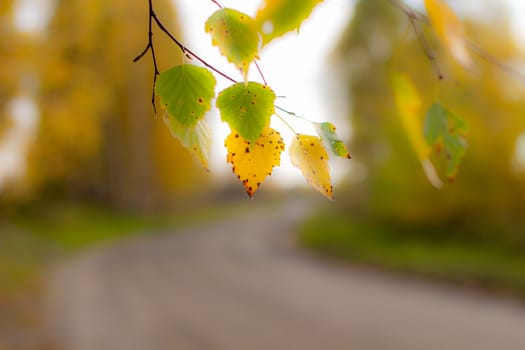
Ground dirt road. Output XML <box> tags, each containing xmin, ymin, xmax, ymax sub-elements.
<box><xmin>45</xmin><ymin>198</ymin><xmax>525</xmax><ymax>350</ymax></box>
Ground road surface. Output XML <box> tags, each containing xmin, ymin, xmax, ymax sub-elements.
<box><xmin>45</xmin><ymin>198</ymin><xmax>525</xmax><ymax>350</ymax></box>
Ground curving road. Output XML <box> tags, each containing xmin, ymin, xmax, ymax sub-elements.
<box><xmin>45</xmin><ymin>198</ymin><xmax>525</xmax><ymax>350</ymax></box>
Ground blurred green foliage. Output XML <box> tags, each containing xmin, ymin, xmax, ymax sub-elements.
<box><xmin>301</xmin><ymin>208</ymin><xmax>525</xmax><ymax>296</ymax></box>
<box><xmin>335</xmin><ymin>0</ymin><xmax>525</xmax><ymax>236</ymax></box>
<box><xmin>0</xmin><ymin>202</ymin><xmax>169</xmax><ymax>298</ymax></box>
<box><xmin>302</xmin><ymin>0</ymin><xmax>525</xmax><ymax>294</ymax></box>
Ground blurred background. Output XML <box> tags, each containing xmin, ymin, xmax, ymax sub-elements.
<box><xmin>1</xmin><ymin>0</ymin><xmax>525</xmax><ymax>349</ymax></box>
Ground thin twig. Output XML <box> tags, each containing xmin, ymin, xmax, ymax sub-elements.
<box><xmin>151</xmin><ymin>13</ymin><xmax>237</xmax><ymax>83</ymax></box>
<box><xmin>275</xmin><ymin>105</ymin><xmax>312</xmax><ymax>123</ymax></box>
<box><xmin>274</xmin><ymin>110</ymin><xmax>298</xmax><ymax>135</ymax></box>
<box><xmin>388</xmin><ymin>0</ymin><xmax>427</xmax><ymax>22</ymax></box>
<box><xmin>210</xmin><ymin>0</ymin><xmax>223</xmax><ymax>8</ymax></box>
<box><xmin>465</xmin><ymin>39</ymin><xmax>525</xmax><ymax>83</ymax></box>
<box><xmin>389</xmin><ymin>0</ymin><xmax>444</xmax><ymax>80</ymax></box>
<box><xmin>254</xmin><ymin>60</ymin><xmax>268</xmax><ymax>85</ymax></box>
<box><xmin>133</xmin><ymin>0</ymin><xmax>237</xmax><ymax>114</ymax></box>
<box><xmin>133</xmin><ymin>0</ymin><xmax>160</xmax><ymax>114</ymax></box>
<box><xmin>390</xmin><ymin>0</ymin><xmax>525</xmax><ymax>83</ymax></box>
<box><xmin>408</xmin><ymin>15</ymin><xmax>444</xmax><ymax>80</ymax></box>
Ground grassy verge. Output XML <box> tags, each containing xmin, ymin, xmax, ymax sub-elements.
<box><xmin>299</xmin><ymin>210</ymin><xmax>525</xmax><ymax>296</ymax></box>
<box><xmin>1</xmin><ymin>195</ymin><xmax>281</xmax><ymax>292</ymax></box>
<box><xmin>10</xmin><ymin>203</ymin><xmax>174</xmax><ymax>251</ymax></box>
<box><xmin>1</xmin><ymin>202</ymin><xmax>172</xmax><ymax>296</ymax></box>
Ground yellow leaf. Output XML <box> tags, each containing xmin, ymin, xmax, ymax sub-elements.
<box><xmin>225</xmin><ymin>127</ymin><xmax>284</xmax><ymax>197</ymax></box>
<box><xmin>392</xmin><ymin>73</ymin><xmax>431</xmax><ymax>162</ymax></box>
<box><xmin>424</xmin><ymin>0</ymin><xmax>470</xmax><ymax>67</ymax></box>
<box><xmin>255</xmin><ymin>0</ymin><xmax>324</xmax><ymax>46</ymax></box>
<box><xmin>392</xmin><ymin>73</ymin><xmax>443</xmax><ymax>188</ymax></box>
<box><xmin>289</xmin><ymin>134</ymin><xmax>333</xmax><ymax>200</ymax></box>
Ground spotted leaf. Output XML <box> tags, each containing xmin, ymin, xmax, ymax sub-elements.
<box><xmin>289</xmin><ymin>134</ymin><xmax>333</xmax><ymax>200</ymax></box>
<box><xmin>225</xmin><ymin>127</ymin><xmax>284</xmax><ymax>197</ymax></box>
<box><xmin>424</xmin><ymin>102</ymin><xmax>468</xmax><ymax>181</ymax></box>
<box><xmin>205</xmin><ymin>8</ymin><xmax>259</xmax><ymax>80</ymax></box>
<box><xmin>155</xmin><ymin>64</ymin><xmax>216</xmax><ymax>127</ymax></box>
<box><xmin>217</xmin><ymin>82</ymin><xmax>275</xmax><ymax>143</ymax></box>
<box><xmin>313</xmin><ymin>122</ymin><xmax>351</xmax><ymax>159</ymax></box>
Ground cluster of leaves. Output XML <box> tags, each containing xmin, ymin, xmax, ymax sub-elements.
<box><xmin>392</xmin><ymin>0</ymin><xmax>470</xmax><ymax>186</ymax></box>
<box><xmin>143</xmin><ymin>0</ymin><xmax>489</xmax><ymax>199</ymax></box>
<box><xmin>153</xmin><ymin>0</ymin><xmax>350</xmax><ymax>199</ymax></box>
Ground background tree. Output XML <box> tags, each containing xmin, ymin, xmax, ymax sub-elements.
<box><xmin>336</xmin><ymin>0</ymin><xmax>525</xmax><ymax>239</ymax></box>
<box><xmin>18</xmin><ymin>0</ymin><xmax>208</xmax><ymax>210</ymax></box>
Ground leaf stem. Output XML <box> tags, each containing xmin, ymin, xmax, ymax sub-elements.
<box><xmin>210</xmin><ymin>0</ymin><xmax>223</xmax><ymax>9</ymax></box>
<box><xmin>465</xmin><ymin>39</ymin><xmax>525</xmax><ymax>83</ymax></box>
<box><xmin>254</xmin><ymin>60</ymin><xmax>268</xmax><ymax>85</ymax></box>
<box><xmin>275</xmin><ymin>105</ymin><xmax>314</xmax><ymax>123</ymax></box>
<box><xmin>274</xmin><ymin>110</ymin><xmax>298</xmax><ymax>135</ymax></box>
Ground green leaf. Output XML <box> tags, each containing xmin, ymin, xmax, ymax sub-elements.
<box><xmin>313</xmin><ymin>122</ymin><xmax>351</xmax><ymax>159</ymax></box>
<box><xmin>155</xmin><ymin>64</ymin><xmax>216</xmax><ymax>127</ymax></box>
<box><xmin>216</xmin><ymin>82</ymin><xmax>276</xmax><ymax>143</ymax></box>
<box><xmin>164</xmin><ymin>113</ymin><xmax>212</xmax><ymax>170</ymax></box>
<box><xmin>424</xmin><ymin>102</ymin><xmax>469</xmax><ymax>180</ymax></box>
<box><xmin>205</xmin><ymin>8</ymin><xmax>259</xmax><ymax>80</ymax></box>
<box><xmin>255</xmin><ymin>0</ymin><xmax>324</xmax><ymax>45</ymax></box>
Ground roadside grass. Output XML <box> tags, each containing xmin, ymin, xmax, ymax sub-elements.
<box><xmin>9</xmin><ymin>203</ymin><xmax>174</xmax><ymax>251</ymax></box>
<box><xmin>299</xmin><ymin>210</ymin><xmax>525</xmax><ymax>296</ymax></box>
<box><xmin>0</xmin><ymin>194</ymin><xmax>283</xmax><ymax>293</ymax></box>
<box><xmin>1</xmin><ymin>202</ymin><xmax>169</xmax><ymax>297</ymax></box>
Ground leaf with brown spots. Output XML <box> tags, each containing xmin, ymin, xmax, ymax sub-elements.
<box><xmin>313</xmin><ymin>122</ymin><xmax>351</xmax><ymax>159</ymax></box>
<box><xmin>225</xmin><ymin>127</ymin><xmax>284</xmax><ymax>197</ymax></box>
<box><xmin>289</xmin><ymin>134</ymin><xmax>333</xmax><ymax>200</ymax></box>
<box><xmin>423</xmin><ymin>102</ymin><xmax>468</xmax><ymax>181</ymax></box>
<box><xmin>155</xmin><ymin>64</ymin><xmax>216</xmax><ymax>127</ymax></box>
<box><xmin>216</xmin><ymin>82</ymin><xmax>275</xmax><ymax>143</ymax></box>
<box><xmin>205</xmin><ymin>8</ymin><xmax>259</xmax><ymax>80</ymax></box>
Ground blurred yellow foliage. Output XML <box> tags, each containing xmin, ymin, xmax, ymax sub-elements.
<box><xmin>1</xmin><ymin>0</ymin><xmax>208</xmax><ymax>209</ymax></box>
<box><xmin>424</xmin><ymin>0</ymin><xmax>470</xmax><ymax>67</ymax></box>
